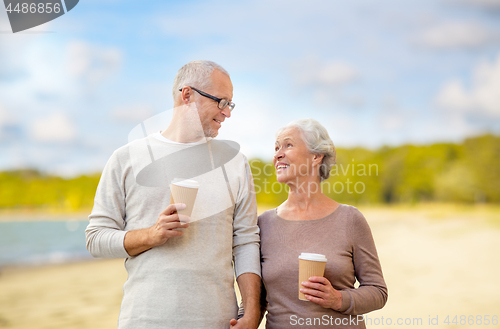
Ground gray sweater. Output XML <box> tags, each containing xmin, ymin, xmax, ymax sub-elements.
<box><xmin>86</xmin><ymin>132</ymin><xmax>260</xmax><ymax>329</ymax></box>
<box><xmin>259</xmin><ymin>204</ymin><xmax>388</xmax><ymax>329</ymax></box>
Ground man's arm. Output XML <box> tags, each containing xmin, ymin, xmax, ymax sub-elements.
<box><xmin>86</xmin><ymin>150</ymin><xmax>190</xmax><ymax>258</ymax></box>
<box><xmin>86</xmin><ymin>151</ymin><xmax>129</xmax><ymax>259</ymax></box>
<box><xmin>228</xmin><ymin>157</ymin><xmax>262</xmax><ymax>328</ymax></box>
<box><xmin>230</xmin><ymin>273</ymin><xmax>261</xmax><ymax>329</ymax></box>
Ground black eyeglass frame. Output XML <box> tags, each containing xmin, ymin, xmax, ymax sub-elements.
<box><xmin>179</xmin><ymin>86</ymin><xmax>235</xmax><ymax>111</ymax></box>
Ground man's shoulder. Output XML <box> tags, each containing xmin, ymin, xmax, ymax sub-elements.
<box><xmin>106</xmin><ymin>136</ymin><xmax>154</xmax><ymax>166</ymax></box>
<box><xmin>108</xmin><ymin>142</ymin><xmax>132</xmax><ymax>163</ymax></box>
<box><xmin>115</xmin><ymin>134</ymin><xmax>163</xmax><ymax>155</ymax></box>
<box><xmin>208</xmin><ymin>139</ymin><xmax>249</xmax><ymax>174</ymax></box>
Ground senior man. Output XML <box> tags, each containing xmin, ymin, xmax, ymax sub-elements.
<box><xmin>86</xmin><ymin>60</ymin><xmax>261</xmax><ymax>329</ymax></box>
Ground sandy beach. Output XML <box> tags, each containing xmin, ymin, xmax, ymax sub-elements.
<box><xmin>1</xmin><ymin>204</ymin><xmax>499</xmax><ymax>329</ymax></box>
<box><xmin>0</xmin><ymin>259</ymin><xmax>126</xmax><ymax>329</ymax></box>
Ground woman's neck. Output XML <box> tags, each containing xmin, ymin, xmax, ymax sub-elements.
<box><xmin>286</xmin><ymin>186</ymin><xmax>323</xmax><ymax>210</ymax></box>
<box><xmin>278</xmin><ymin>178</ymin><xmax>338</xmax><ymax>220</ymax></box>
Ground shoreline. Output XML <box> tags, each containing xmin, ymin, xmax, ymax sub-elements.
<box><xmin>0</xmin><ymin>256</ymin><xmax>98</xmax><ymax>272</ymax></box>
<box><xmin>0</xmin><ymin>210</ymin><xmax>90</xmax><ymax>222</ymax></box>
<box><xmin>1</xmin><ymin>202</ymin><xmax>498</xmax><ymax>222</ymax></box>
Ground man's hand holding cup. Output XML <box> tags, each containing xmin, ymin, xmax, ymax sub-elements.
<box><xmin>147</xmin><ymin>203</ymin><xmax>190</xmax><ymax>247</ymax></box>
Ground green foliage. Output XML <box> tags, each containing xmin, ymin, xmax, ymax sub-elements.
<box><xmin>250</xmin><ymin>134</ymin><xmax>500</xmax><ymax>207</ymax></box>
<box><xmin>0</xmin><ymin>170</ymin><xmax>100</xmax><ymax>211</ymax></box>
<box><xmin>0</xmin><ymin>134</ymin><xmax>499</xmax><ymax>211</ymax></box>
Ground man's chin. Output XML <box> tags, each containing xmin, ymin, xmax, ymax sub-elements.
<box><xmin>204</xmin><ymin>128</ymin><xmax>218</xmax><ymax>138</ymax></box>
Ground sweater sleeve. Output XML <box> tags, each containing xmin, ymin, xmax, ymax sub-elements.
<box><xmin>338</xmin><ymin>208</ymin><xmax>388</xmax><ymax>315</ymax></box>
<box><xmin>231</xmin><ymin>157</ymin><xmax>261</xmax><ymax>279</ymax></box>
<box><xmin>85</xmin><ymin>151</ymin><xmax>130</xmax><ymax>259</ymax></box>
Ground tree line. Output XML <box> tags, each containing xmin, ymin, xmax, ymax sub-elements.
<box><xmin>1</xmin><ymin>134</ymin><xmax>498</xmax><ymax>212</ymax></box>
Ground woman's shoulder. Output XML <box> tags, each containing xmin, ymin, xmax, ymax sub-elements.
<box><xmin>258</xmin><ymin>208</ymin><xmax>278</xmax><ymax>219</ymax></box>
<box><xmin>338</xmin><ymin>203</ymin><xmax>363</xmax><ymax>216</ymax></box>
<box><xmin>336</xmin><ymin>203</ymin><xmax>367</xmax><ymax>222</ymax></box>
<box><xmin>337</xmin><ymin>204</ymin><xmax>373</xmax><ymax>239</ymax></box>
<box><xmin>257</xmin><ymin>208</ymin><xmax>278</xmax><ymax>225</ymax></box>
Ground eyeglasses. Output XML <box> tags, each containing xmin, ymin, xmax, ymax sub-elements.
<box><xmin>179</xmin><ymin>86</ymin><xmax>235</xmax><ymax>112</ymax></box>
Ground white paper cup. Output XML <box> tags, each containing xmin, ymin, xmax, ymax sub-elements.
<box><xmin>170</xmin><ymin>179</ymin><xmax>199</xmax><ymax>217</ymax></box>
<box><xmin>298</xmin><ymin>253</ymin><xmax>327</xmax><ymax>301</ymax></box>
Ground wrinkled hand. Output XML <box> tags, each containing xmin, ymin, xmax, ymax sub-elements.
<box><xmin>300</xmin><ymin>276</ymin><xmax>342</xmax><ymax>310</ymax></box>
<box><xmin>229</xmin><ymin>315</ymin><xmax>258</xmax><ymax>329</ymax></box>
<box><xmin>147</xmin><ymin>203</ymin><xmax>190</xmax><ymax>247</ymax></box>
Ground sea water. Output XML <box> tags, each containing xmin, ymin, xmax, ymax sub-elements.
<box><xmin>0</xmin><ymin>220</ymin><xmax>92</xmax><ymax>267</ymax></box>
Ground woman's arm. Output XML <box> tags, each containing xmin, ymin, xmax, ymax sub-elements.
<box><xmin>300</xmin><ymin>208</ymin><xmax>388</xmax><ymax>315</ymax></box>
<box><xmin>339</xmin><ymin>208</ymin><xmax>388</xmax><ymax>314</ymax></box>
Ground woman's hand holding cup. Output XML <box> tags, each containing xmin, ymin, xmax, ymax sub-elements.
<box><xmin>300</xmin><ymin>276</ymin><xmax>343</xmax><ymax>311</ymax></box>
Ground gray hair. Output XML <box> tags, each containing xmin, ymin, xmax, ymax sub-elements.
<box><xmin>276</xmin><ymin>118</ymin><xmax>336</xmax><ymax>182</ymax></box>
<box><xmin>172</xmin><ymin>60</ymin><xmax>230</xmax><ymax>98</ymax></box>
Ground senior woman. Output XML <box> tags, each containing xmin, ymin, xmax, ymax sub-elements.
<box><xmin>245</xmin><ymin>118</ymin><xmax>387</xmax><ymax>329</ymax></box>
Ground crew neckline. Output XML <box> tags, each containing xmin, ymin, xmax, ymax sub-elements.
<box><xmin>273</xmin><ymin>203</ymin><xmax>343</xmax><ymax>222</ymax></box>
<box><xmin>152</xmin><ymin>131</ymin><xmax>212</xmax><ymax>145</ymax></box>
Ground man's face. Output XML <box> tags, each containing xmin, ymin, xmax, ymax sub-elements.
<box><xmin>195</xmin><ymin>70</ymin><xmax>233</xmax><ymax>138</ymax></box>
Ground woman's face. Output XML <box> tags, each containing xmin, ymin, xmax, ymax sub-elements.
<box><xmin>274</xmin><ymin>127</ymin><xmax>320</xmax><ymax>184</ymax></box>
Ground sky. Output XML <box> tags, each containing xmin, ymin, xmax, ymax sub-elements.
<box><xmin>0</xmin><ymin>0</ymin><xmax>500</xmax><ymax>177</ymax></box>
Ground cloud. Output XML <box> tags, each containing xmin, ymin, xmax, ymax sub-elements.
<box><xmin>0</xmin><ymin>48</ymin><xmax>27</xmax><ymax>81</ymax></box>
<box><xmin>0</xmin><ymin>103</ymin><xmax>14</xmax><ymax>126</ymax></box>
<box><xmin>416</xmin><ymin>22</ymin><xmax>499</xmax><ymax>49</ymax></box>
<box><xmin>445</xmin><ymin>0</ymin><xmax>500</xmax><ymax>10</ymax></box>
<box><xmin>435</xmin><ymin>79</ymin><xmax>472</xmax><ymax>111</ymax></box>
<box><xmin>293</xmin><ymin>57</ymin><xmax>360</xmax><ymax>89</ymax></box>
<box><xmin>435</xmin><ymin>53</ymin><xmax>500</xmax><ymax>118</ymax></box>
<box><xmin>0</xmin><ymin>16</ymin><xmax>30</xmax><ymax>81</ymax></box>
<box><xmin>217</xmin><ymin>86</ymin><xmax>288</xmax><ymax>159</ymax></box>
<box><xmin>30</xmin><ymin>112</ymin><xmax>77</xmax><ymax>143</ymax></box>
<box><xmin>112</xmin><ymin>104</ymin><xmax>154</xmax><ymax>122</ymax></box>
<box><xmin>0</xmin><ymin>36</ymin><xmax>129</xmax><ymax>174</ymax></box>
<box><xmin>66</xmin><ymin>41</ymin><xmax>123</xmax><ymax>85</ymax></box>
<box><xmin>378</xmin><ymin>95</ymin><xmax>411</xmax><ymax>131</ymax></box>
<box><xmin>314</xmin><ymin>91</ymin><xmax>365</xmax><ymax>109</ymax></box>
<box><xmin>0</xmin><ymin>103</ymin><xmax>22</xmax><ymax>141</ymax></box>
<box><xmin>289</xmin><ymin>57</ymin><xmax>363</xmax><ymax>109</ymax></box>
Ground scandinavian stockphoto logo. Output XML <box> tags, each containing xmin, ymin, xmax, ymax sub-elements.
<box><xmin>3</xmin><ymin>0</ymin><xmax>79</xmax><ymax>33</ymax></box>
<box><xmin>127</xmin><ymin>104</ymin><xmax>244</xmax><ymax>223</ymax></box>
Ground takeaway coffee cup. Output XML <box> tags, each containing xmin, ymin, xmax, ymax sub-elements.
<box><xmin>170</xmin><ymin>179</ymin><xmax>199</xmax><ymax>218</ymax></box>
<box><xmin>298</xmin><ymin>253</ymin><xmax>327</xmax><ymax>301</ymax></box>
